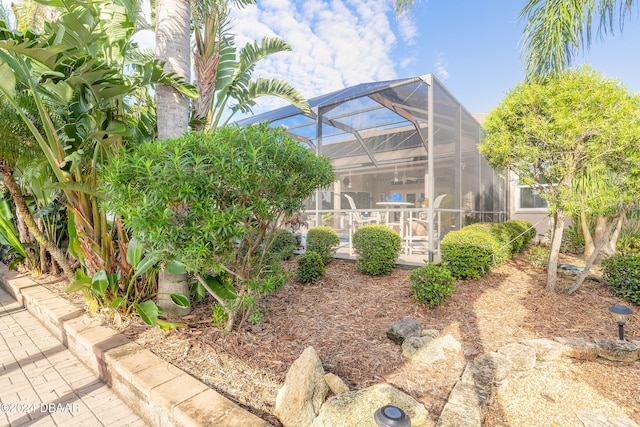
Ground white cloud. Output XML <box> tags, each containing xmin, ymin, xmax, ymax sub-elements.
<box><xmin>434</xmin><ymin>51</ymin><xmax>450</xmax><ymax>80</ymax></box>
<box><xmin>230</xmin><ymin>0</ymin><xmax>400</xmax><ymax>112</ymax></box>
<box><xmin>396</xmin><ymin>13</ymin><xmax>418</xmax><ymax>45</ymax></box>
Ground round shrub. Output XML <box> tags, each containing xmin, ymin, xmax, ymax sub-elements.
<box><xmin>306</xmin><ymin>226</ymin><xmax>340</xmax><ymax>265</ymax></box>
<box><xmin>440</xmin><ymin>228</ymin><xmax>500</xmax><ymax>279</ymax></box>
<box><xmin>352</xmin><ymin>225</ymin><xmax>402</xmax><ymax>276</ymax></box>
<box><xmin>464</xmin><ymin>223</ymin><xmax>511</xmax><ymax>263</ymax></box>
<box><xmin>602</xmin><ymin>253</ymin><xmax>640</xmax><ymax>305</ymax></box>
<box><xmin>267</xmin><ymin>228</ymin><xmax>297</xmax><ymax>260</ymax></box>
<box><xmin>409</xmin><ymin>262</ymin><xmax>456</xmax><ymax>308</ymax></box>
<box><xmin>296</xmin><ymin>251</ymin><xmax>326</xmax><ymax>283</ymax></box>
<box><xmin>498</xmin><ymin>220</ymin><xmax>533</xmax><ymax>254</ymax></box>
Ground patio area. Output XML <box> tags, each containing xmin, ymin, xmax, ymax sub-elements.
<box><xmin>238</xmin><ymin>74</ymin><xmax>508</xmax><ymax>261</ymax></box>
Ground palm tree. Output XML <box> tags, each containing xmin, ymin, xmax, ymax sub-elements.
<box><xmin>521</xmin><ymin>0</ymin><xmax>636</xmax><ymax>80</ymax></box>
<box><xmin>192</xmin><ymin>0</ymin><xmax>310</xmax><ymax>130</ymax></box>
<box><xmin>394</xmin><ymin>0</ymin><xmax>415</xmax><ymax>14</ymax></box>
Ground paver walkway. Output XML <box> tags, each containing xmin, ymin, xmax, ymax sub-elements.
<box><xmin>0</xmin><ymin>287</ymin><xmax>147</xmax><ymax>427</ymax></box>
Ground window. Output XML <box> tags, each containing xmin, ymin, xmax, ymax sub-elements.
<box><xmin>517</xmin><ymin>186</ymin><xmax>547</xmax><ymax>210</ymax></box>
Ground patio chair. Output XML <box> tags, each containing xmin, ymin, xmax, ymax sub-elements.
<box><xmin>344</xmin><ymin>194</ymin><xmax>378</xmax><ymax>255</ymax></box>
<box><xmin>404</xmin><ymin>193</ymin><xmax>446</xmax><ymax>255</ymax></box>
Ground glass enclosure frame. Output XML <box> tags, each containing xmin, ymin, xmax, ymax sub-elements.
<box><xmin>236</xmin><ymin>74</ymin><xmax>508</xmax><ymax>261</ymax></box>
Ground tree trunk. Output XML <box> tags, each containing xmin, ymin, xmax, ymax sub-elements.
<box><xmin>155</xmin><ymin>0</ymin><xmax>191</xmax><ymax>141</ymax></box>
<box><xmin>155</xmin><ymin>0</ymin><xmax>192</xmax><ymax>315</ymax></box>
<box><xmin>13</xmin><ymin>205</ymin><xmax>36</xmax><ymax>270</ymax></box>
<box><xmin>1</xmin><ymin>169</ymin><xmax>74</xmax><ymax>280</ymax></box>
<box><xmin>580</xmin><ymin>211</ymin><xmax>595</xmax><ymax>259</ymax></box>
<box><xmin>546</xmin><ymin>211</ymin><xmax>565</xmax><ymax>292</ymax></box>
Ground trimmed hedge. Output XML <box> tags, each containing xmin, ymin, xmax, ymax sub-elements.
<box><xmin>464</xmin><ymin>223</ymin><xmax>511</xmax><ymax>264</ymax></box>
<box><xmin>306</xmin><ymin>226</ymin><xmax>340</xmax><ymax>265</ymax></box>
<box><xmin>352</xmin><ymin>225</ymin><xmax>402</xmax><ymax>276</ymax></box>
<box><xmin>602</xmin><ymin>253</ymin><xmax>640</xmax><ymax>305</ymax></box>
<box><xmin>441</xmin><ymin>228</ymin><xmax>499</xmax><ymax>279</ymax></box>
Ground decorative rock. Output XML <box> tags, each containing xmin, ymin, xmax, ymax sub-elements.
<box><xmin>473</xmin><ymin>351</ymin><xmax>512</xmax><ymax>383</ymax></box>
<box><xmin>593</xmin><ymin>339</ymin><xmax>640</xmax><ymax>362</ymax></box>
<box><xmin>402</xmin><ymin>336</ymin><xmax>434</xmax><ymax>358</ymax></box>
<box><xmin>310</xmin><ymin>383</ymin><xmax>431</xmax><ymax>427</ymax></box>
<box><xmin>276</xmin><ymin>347</ymin><xmax>330</xmax><ymax>427</ymax></box>
<box><xmin>556</xmin><ymin>337</ymin><xmax>600</xmax><ymax>360</ymax></box>
<box><xmin>387</xmin><ymin>317</ymin><xmax>422</xmax><ymax>345</ymax></box>
<box><xmin>522</xmin><ymin>338</ymin><xmax>565</xmax><ymax>361</ymax></box>
<box><xmin>421</xmin><ymin>329</ymin><xmax>440</xmax><ymax>338</ymax></box>
<box><xmin>437</xmin><ymin>401</ymin><xmax>481</xmax><ymax>427</ymax></box>
<box><xmin>324</xmin><ymin>373</ymin><xmax>349</xmax><ymax>396</ymax></box>
<box><xmin>497</xmin><ymin>343</ymin><xmax>536</xmax><ymax>371</ymax></box>
<box><xmin>407</xmin><ymin>335</ymin><xmax>461</xmax><ymax>366</ymax></box>
<box><xmin>576</xmin><ymin>411</ymin><xmax>640</xmax><ymax>427</ymax></box>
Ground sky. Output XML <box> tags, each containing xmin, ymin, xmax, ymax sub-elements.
<box><xmin>228</xmin><ymin>0</ymin><xmax>640</xmax><ymax>115</ymax></box>
<box><xmin>3</xmin><ymin>0</ymin><xmax>640</xmax><ymax>115</ymax></box>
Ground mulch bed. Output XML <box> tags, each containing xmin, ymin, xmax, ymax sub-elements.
<box><xmin>36</xmin><ymin>252</ymin><xmax>640</xmax><ymax>426</ymax></box>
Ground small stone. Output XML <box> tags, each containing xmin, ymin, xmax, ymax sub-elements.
<box><xmin>324</xmin><ymin>373</ymin><xmax>349</xmax><ymax>395</ymax></box>
<box><xmin>522</xmin><ymin>338</ymin><xmax>565</xmax><ymax>361</ymax></box>
<box><xmin>556</xmin><ymin>337</ymin><xmax>599</xmax><ymax>360</ymax></box>
<box><xmin>387</xmin><ymin>317</ymin><xmax>422</xmax><ymax>345</ymax></box>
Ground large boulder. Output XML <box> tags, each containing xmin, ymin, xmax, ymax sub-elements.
<box><xmin>311</xmin><ymin>383</ymin><xmax>431</xmax><ymax>427</ymax></box>
<box><xmin>276</xmin><ymin>347</ymin><xmax>330</xmax><ymax>427</ymax></box>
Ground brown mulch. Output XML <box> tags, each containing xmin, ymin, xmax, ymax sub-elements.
<box><xmin>36</xmin><ymin>252</ymin><xmax>640</xmax><ymax>426</ymax></box>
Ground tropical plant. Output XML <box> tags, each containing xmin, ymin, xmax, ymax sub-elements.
<box><xmin>104</xmin><ymin>124</ymin><xmax>335</xmax><ymax>331</ymax></box>
<box><xmin>191</xmin><ymin>0</ymin><xmax>310</xmax><ymax>130</ymax></box>
<box><xmin>481</xmin><ymin>67</ymin><xmax>640</xmax><ymax>292</ymax></box>
<box><xmin>521</xmin><ymin>0</ymin><xmax>637</xmax><ymax>81</ymax></box>
<box><xmin>0</xmin><ymin>1</ymin><xmax>196</xmax><ymax>324</ymax></box>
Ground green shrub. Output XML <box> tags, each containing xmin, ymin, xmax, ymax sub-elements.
<box><xmin>464</xmin><ymin>223</ymin><xmax>511</xmax><ymax>263</ymax></box>
<box><xmin>306</xmin><ymin>226</ymin><xmax>340</xmax><ymax>265</ymax></box>
<box><xmin>440</xmin><ymin>228</ymin><xmax>500</xmax><ymax>279</ymax></box>
<box><xmin>616</xmin><ymin>231</ymin><xmax>640</xmax><ymax>254</ymax></box>
<box><xmin>409</xmin><ymin>262</ymin><xmax>456</xmax><ymax>307</ymax></box>
<box><xmin>602</xmin><ymin>253</ymin><xmax>640</xmax><ymax>305</ymax></box>
<box><xmin>352</xmin><ymin>225</ymin><xmax>402</xmax><ymax>276</ymax></box>
<box><xmin>296</xmin><ymin>251</ymin><xmax>326</xmax><ymax>283</ymax></box>
<box><xmin>267</xmin><ymin>228</ymin><xmax>297</xmax><ymax>260</ymax></box>
<box><xmin>499</xmin><ymin>220</ymin><xmax>535</xmax><ymax>253</ymax></box>
<box><xmin>559</xmin><ymin>223</ymin><xmax>585</xmax><ymax>254</ymax></box>
<box><xmin>526</xmin><ymin>245</ymin><xmax>549</xmax><ymax>268</ymax></box>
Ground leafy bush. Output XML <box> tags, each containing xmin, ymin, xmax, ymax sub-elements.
<box><xmin>526</xmin><ymin>245</ymin><xmax>549</xmax><ymax>268</ymax></box>
<box><xmin>266</xmin><ymin>228</ymin><xmax>297</xmax><ymax>260</ymax></box>
<box><xmin>499</xmin><ymin>220</ymin><xmax>535</xmax><ymax>253</ymax></box>
<box><xmin>296</xmin><ymin>251</ymin><xmax>326</xmax><ymax>283</ymax></box>
<box><xmin>306</xmin><ymin>226</ymin><xmax>340</xmax><ymax>265</ymax></box>
<box><xmin>352</xmin><ymin>225</ymin><xmax>402</xmax><ymax>276</ymax></box>
<box><xmin>464</xmin><ymin>223</ymin><xmax>511</xmax><ymax>263</ymax></box>
<box><xmin>616</xmin><ymin>231</ymin><xmax>640</xmax><ymax>254</ymax></box>
<box><xmin>559</xmin><ymin>223</ymin><xmax>585</xmax><ymax>254</ymax></box>
<box><xmin>440</xmin><ymin>228</ymin><xmax>500</xmax><ymax>279</ymax></box>
<box><xmin>409</xmin><ymin>262</ymin><xmax>456</xmax><ymax>307</ymax></box>
<box><xmin>602</xmin><ymin>254</ymin><xmax>640</xmax><ymax>304</ymax></box>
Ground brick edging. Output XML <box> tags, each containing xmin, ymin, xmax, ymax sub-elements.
<box><xmin>0</xmin><ymin>264</ymin><xmax>269</xmax><ymax>427</ymax></box>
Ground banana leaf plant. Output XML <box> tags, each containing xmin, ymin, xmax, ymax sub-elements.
<box><xmin>0</xmin><ymin>0</ymin><xmax>196</xmax><ymax>323</ymax></box>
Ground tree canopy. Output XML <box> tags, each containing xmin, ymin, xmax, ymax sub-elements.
<box><xmin>480</xmin><ymin>67</ymin><xmax>640</xmax><ymax>291</ymax></box>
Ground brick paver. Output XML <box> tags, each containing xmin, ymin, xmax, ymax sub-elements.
<box><xmin>0</xmin><ymin>287</ymin><xmax>147</xmax><ymax>427</ymax></box>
